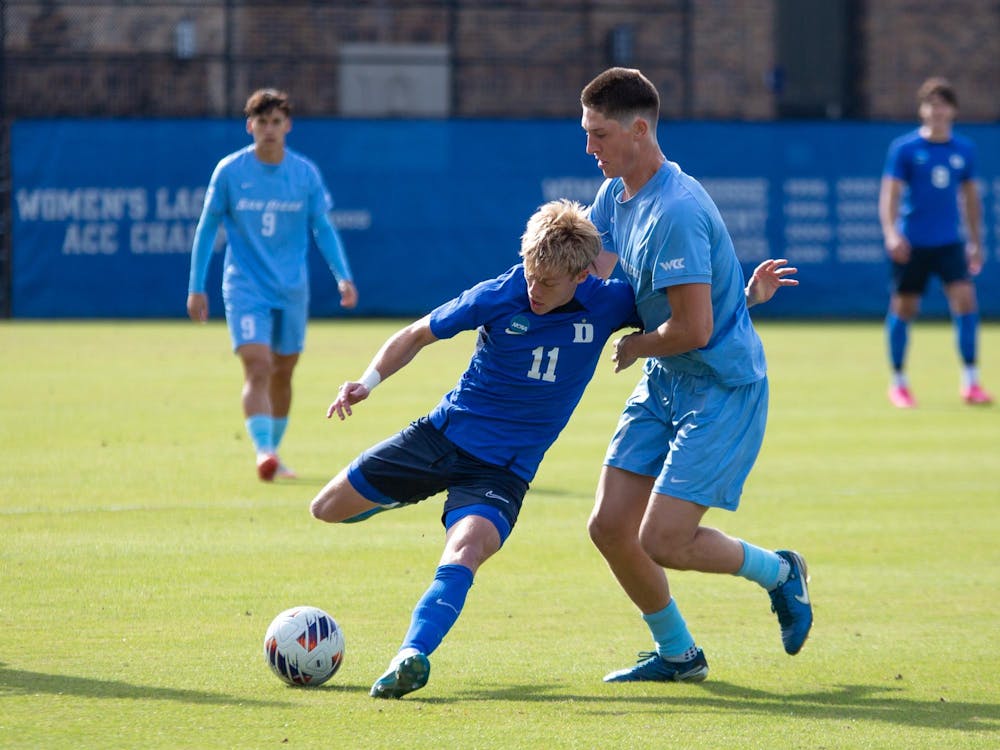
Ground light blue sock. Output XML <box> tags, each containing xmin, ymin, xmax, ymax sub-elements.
<box><xmin>736</xmin><ymin>539</ymin><xmax>785</xmax><ymax>591</ymax></box>
<box><xmin>401</xmin><ymin>564</ymin><xmax>474</xmax><ymax>656</ymax></box>
<box><xmin>886</xmin><ymin>313</ymin><xmax>909</xmax><ymax>373</ymax></box>
<box><xmin>954</xmin><ymin>312</ymin><xmax>978</xmax><ymax>366</ymax></box>
<box><xmin>245</xmin><ymin>414</ymin><xmax>274</xmax><ymax>454</ymax></box>
<box><xmin>272</xmin><ymin>417</ymin><xmax>289</xmax><ymax>452</ymax></box>
<box><xmin>644</xmin><ymin>599</ymin><xmax>696</xmax><ymax>660</ymax></box>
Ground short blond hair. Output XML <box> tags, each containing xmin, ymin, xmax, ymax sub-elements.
<box><xmin>519</xmin><ymin>200</ymin><xmax>601</xmax><ymax>276</ymax></box>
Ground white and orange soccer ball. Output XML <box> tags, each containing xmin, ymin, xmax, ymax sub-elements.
<box><xmin>263</xmin><ymin>606</ymin><xmax>345</xmax><ymax>687</ymax></box>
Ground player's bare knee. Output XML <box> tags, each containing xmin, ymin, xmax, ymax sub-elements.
<box><xmin>309</xmin><ymin>491</ymin><xmax>335</xmax><ymax>521</ymax></box>
<box><xmin>310</xmin><ymin>479</ymin><xmax>347</xmax><ymax>522</ymax></box>
<box><xmin>588</xmin><ymin>511</ymin><xmax>628</xmax><ymax>552</ymax></box>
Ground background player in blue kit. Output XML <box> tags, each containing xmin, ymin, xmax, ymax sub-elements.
<box><xmin>580</xmin><ymin>67</ymin><xmax>809</xmax><ymax>683</ymax></box>
<box><xmin>879</xmin><ymin>76</ymin><xmax>991</xmax><ymax>408</ymax></box>
<box><xmin>187</xmin><ymin>89</ymin><xmax>359</xmax><ymax>481</ymax></box>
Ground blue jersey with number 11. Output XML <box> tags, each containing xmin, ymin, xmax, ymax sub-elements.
<box><xmin>427</xmin><ymin>264</ymin><xmax>638</xmax><ymax>482</ymax></box>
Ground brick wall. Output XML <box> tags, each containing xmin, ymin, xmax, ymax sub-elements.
<box><xmin>2</xmin><ymin>0</ymin><xmax>999</xmax><ymax>120</ymax></box>
<box><xmin>863</xmin><ymin>0</ymin><xmax>1000</xmax><ymax>121</ymax></box>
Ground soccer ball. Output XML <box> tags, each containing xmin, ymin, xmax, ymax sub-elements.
<box><xmin>263</xmin><ymin>606</ymin><xmax>345</xmax><ymax>687</ymax></box>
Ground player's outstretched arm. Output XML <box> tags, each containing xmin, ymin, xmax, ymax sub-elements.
<box><xmin>327</xmin><ymin>315</ymin><xmax>438</xmax><ymax>420</ymax></box>
<box><xmin>745</xmin><ymin>258</ymin><xmax>799</xmax><ymax>308</ymax></box>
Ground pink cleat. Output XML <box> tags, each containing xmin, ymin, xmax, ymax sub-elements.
<box><xmin>276</xmin><ymin>461</ymin><xmax>298</xmax><ymax>480</ymax></box>
<box><xmin>961</xmin><ymin>383</ymin><xmax>993</xmax><ymax>405</ymax></box>
<box><xmin>888</xmin><ymin>385</ymin><xmax>916</xmax><ymax>409</ymax></box>
<box><xmin>256</xmin><ymin>452</ymin><xmax>279</xmax><ymax>481</ymax></box>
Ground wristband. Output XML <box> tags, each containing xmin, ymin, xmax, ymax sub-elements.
<box><xmin>358</xmin><ymin>367</ymin><xmax>381</xmax><ymax>392</ymax></box>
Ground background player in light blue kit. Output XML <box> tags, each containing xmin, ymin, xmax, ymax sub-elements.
<box><xmin>187</xmin><ymin>88</ymin><xmax>358</xmax><ymax>481</ymax></box>
<box><xmin>580</xmin><ymin>67</ymin><xmax>810</xmax><ymax>683</ymax></box>
<box><xmin>879</xmin><ymin>76</ymin><xmax>991</xmax><ymax>408</ymax></box>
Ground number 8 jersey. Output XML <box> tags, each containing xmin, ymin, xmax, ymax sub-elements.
<box><xmin>427</xmin><ymin>264</ymin><xmax>639</xmax><ymax>482</ymax></box>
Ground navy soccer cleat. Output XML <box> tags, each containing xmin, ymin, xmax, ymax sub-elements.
<box><xmin>370</xmin><ymin>650</ymin><xmax>431</xmax><ymax>699</ymax></box>
<box><xmin>603</xmin><ymin>649</ymin><xmax>709</xmax><ymax>683</ymax></box>
<box><xmin>769</xmin><ymin>550</ymin><xmax>813</xmax><ymax>655</ymax></box>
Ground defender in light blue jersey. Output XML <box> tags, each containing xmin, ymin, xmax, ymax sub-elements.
<box><xmin>581</xmin><ymin>68</ymin><xmax>810</xmax><ymax>683</ymax></box>
<box><xmin>879</xmin><ymin>77</ymin><xmax>991</xmax><ymax>408</ymax></box>
<box><xmin>310</xmin><ymin>201</ymin><xmax>643</xmax><ymax>697</ymax></box>
<box><xmin>187</xmin><ymin>89</ymin><xmax>359</xmax><ymax>481</ymax></box>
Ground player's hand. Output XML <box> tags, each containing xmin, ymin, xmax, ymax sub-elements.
<box><xmin>885</xmin><ymin>233</ymin><xmax>911</xmax><ymax>264</ymax></box>
<box><xmin>187</xmin><ymin>292</ymin><xmax>208</xmax><ymax>322</ymax></box>
<box><xmin>327</xmin><ymin>381</ymin><xmax>370</xmax><ymax>420</ymax></box>
<box><xmin>611</xmin><ymin>333</ymin><xmax>640</xmax><ymax>373</ymax></box>
<box><xmin>338</xmin><ymin>280</ymin><xmax>359</xmax><ymax>309</ymax></box>
<box><xmin>746</xmin><ymin>258</ymin><xmax>798</xmax><ymax>307</ymax></box>
<box><xmin>967</xmin><ymin>242</ymin><xmax>984</xmax><ymax>277</ymax></box>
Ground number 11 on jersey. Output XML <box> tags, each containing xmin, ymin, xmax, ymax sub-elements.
<box><xmin>527</xmin><ymin>346</ymin><xmax>559</xmax><ymax>382</ymax></box>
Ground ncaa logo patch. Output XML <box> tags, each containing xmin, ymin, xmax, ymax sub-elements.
<box><xmin>505</xmin><ymin>314</ymin><xmax>530</xmax><ymax>335</ymax></box>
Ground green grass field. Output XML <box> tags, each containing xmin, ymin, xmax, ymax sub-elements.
<box><xmin>2</xmin><ymin>319</ymin><xmax>998</xmax><ymax>749</ymax></box>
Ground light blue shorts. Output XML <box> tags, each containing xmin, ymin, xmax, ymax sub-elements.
<box><xmin>223</xmin><ymin>294</ymin><xmax>307</xmax><ymax>355</ymax></box>
<box><xmin>604</xmin><ymin>366</ymin><xmax>768</xmax><ymax>511</ymax></box>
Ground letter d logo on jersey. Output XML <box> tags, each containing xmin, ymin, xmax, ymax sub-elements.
<box><xmin>573</xmin><ymin>322</ymin><xmax>594</xmax><ymax>343</ymax></box>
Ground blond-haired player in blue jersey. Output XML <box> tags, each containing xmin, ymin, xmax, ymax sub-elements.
<box><xmin>581</xmin><ymin>67</ymin><xmax>810</xmax><ymax>683</ymax></box>
<box><xmin>187</xmin><ymin>89</ymin><xmax>358</xmax><ymax>481</ymax></box>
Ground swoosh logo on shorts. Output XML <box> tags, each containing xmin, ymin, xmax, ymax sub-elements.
<box><xmin>485</xmin><ymin>490</ymin><xmax>511</xmax><ymax>504</ymax></box>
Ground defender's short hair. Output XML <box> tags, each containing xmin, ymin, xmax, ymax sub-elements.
<box><xmin>917</xmin><ymin>77</ymin><xmax>958</xmax><ymax>108</ymax></box>
<box><xmin>520</xmin><ymin>200</ymin><xmax>601</xmax><ymax>276</ymax></box>
<box><xmin>581</xmin><ymin>67</ymin><xmax>659</xmax><ymax>126</ymax></box>
<box><xmin>245</xmin><ymin>89</ymin><xmax>292</xmax><ymax>118</ymax></box>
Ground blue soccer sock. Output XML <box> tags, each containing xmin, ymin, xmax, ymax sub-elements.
<box><xmin>245</xmin><ymin>414</ymin><xmax>274</xmax><ymax>454</ymax></box>
<box><xmin>400</xmin><ymin>564</ymin><xmax>475</xmax><ymax>656</ymax></box>
<box><xmin>272</xmin><ymin>417</ymin><xmax>289</xmax><ymax>452</ymax></box>
<box><xmin>954</xmin><ymin>312</ymin><xmax>978</xmax><ymax>367</ymax></box>
<box><xmin>644</xmin><ymin>599</ymin><xmax>696</xmax><ymax>661</ymax></box>
<box><xmin>735</xmin><ymin>539</ymin><xmax>787</xmax><ymax>591</ymax></box>
<box><xmin>886</xmin><ymin>313</ymin><xmax>909</xmax><ymax>375</ymax></box>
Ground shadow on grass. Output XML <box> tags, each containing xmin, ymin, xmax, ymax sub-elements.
<box><xmin>0</xmin><ymin>662</ymin><xmax>346</xmax><ymax>707</ymax></box>
<box><xmin>440</xmin><ymin>680</ymin><xmax>1000</xmax><ymax>733</ymax></box>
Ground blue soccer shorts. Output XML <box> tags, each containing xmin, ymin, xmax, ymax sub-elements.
<box><xmin>223</xmin><ymin>293</ymin><xmax>307</xmax><ymax>355</ymax></box>
<box><xmin>345</xmin><ymin>417</ymin><xmax>528</xmax><ymax>544</ymax></box>
<box><xmin>604</xmin><ymin>366</ymin><xmax>768</xmax><ymax>511</ymax></box>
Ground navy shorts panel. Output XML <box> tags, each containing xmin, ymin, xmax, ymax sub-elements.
<box><xmin>347</xmin><ymin>416</ymin><xmax>528</xmax><ymax>532</ymax></box>
<box><xmin>892</xmin><ymin>243</ymin><xmax>969</xmax><ymax>295</ymax></box>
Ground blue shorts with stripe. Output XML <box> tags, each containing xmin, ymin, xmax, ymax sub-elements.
<box><xmin>346</xmin><ymin>416</ymin><xmax>528</xmax><ymax>543</ymax></box>
<box><xmin>604</xmin><ymin>366</ymin><xmax>768</xmax><ymax>511</ymax></box>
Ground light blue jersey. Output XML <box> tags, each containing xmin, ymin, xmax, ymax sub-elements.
<box><xmin>590</xmin><ymin>161</ymin><xmax>765</xmax><ymax>387</ymax></box>
<box><xmin>884</xmin><ymin>129</ymin><xmax>976</xmax><ymax>248</ymax></box>
<box><xmin>189</xmin><ymin>145</ymin><xmax>352</xmax><ymax>306</ymax></box>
